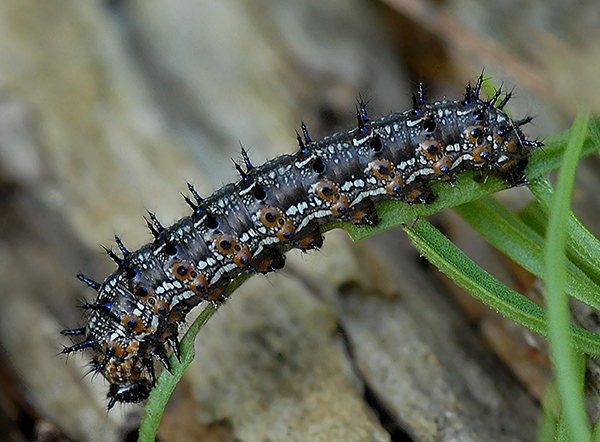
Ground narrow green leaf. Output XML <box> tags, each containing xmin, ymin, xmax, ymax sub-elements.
<box><xmin>529</xmin><ymin>177</ymin><xmax>600</xmax><ymax>288</ymax></box>
<box><xmin>405</xmin><ymin>218</ymin><xmax>600</xmax><ymax>355</ymax></box>
<box><xmin>454</xmin><ymin>197</ymin><xmax>600</xmax><ymax>312</ymax></box>
<box><xmin>517</xmin><ymin>199</ymin><xmax>548</xmax><ymax>239</ymax></box>
<box><xmin>543</xmin><ymin>111</ymin><xmax>591</xmax><ymax>442</ymax></box>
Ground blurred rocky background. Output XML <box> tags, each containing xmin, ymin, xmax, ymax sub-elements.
<box><xmin>0</xmin><ymin>0</ymin><xmax>598</xmax><ymax>441</ymax></box>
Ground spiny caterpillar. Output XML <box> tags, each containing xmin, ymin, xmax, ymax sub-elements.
<box><xmin>61</xmin><ymin>75</ymin><xmax>540</xmax><ymax>409</ymax></box>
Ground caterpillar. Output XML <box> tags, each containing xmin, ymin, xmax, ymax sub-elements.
<box><xmin>61</xmin><ymin>75</ymin><xmax>540</xmax><ymax>409</ymax></box>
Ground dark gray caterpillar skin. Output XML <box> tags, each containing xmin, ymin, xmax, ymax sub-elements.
<box><xmin>61</xmin><ymin>77</ymin><xmax>540</xmax><ymax>409</ymax></box>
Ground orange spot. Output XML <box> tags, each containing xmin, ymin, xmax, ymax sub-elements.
<box><xmin>104</xmin><ymin>360</ymin><xmax>137</xmax><ymax>382</ymax></box>
<box><xmin>331</xmin><ymin>195</ymin><xmax>349</xmax><ymax>215</ymax></box>
<box><xmin>473</xmin><ymin>145</ymin><xmax>491</xmax><ymax>162</ymax></box>
<box><xmin>207</xmin><ymin>288</ymin><xmax>225</xmax><ymax>303</ymax></box>
<box><xmin>501</xmin><ymin>159</ymin><xmax>516</xmax><ymax>170</ymax></box>
<box><xmin>190</xmin><ymin>273</ymin><xmax>209</xmax><ymax>295</ymax></box>
<box><xmin>352</xmin><ymin>210</ymin><xmax>366</xmax><ymax>224</ymax></box>
<box><xmin>109</xmin><ymin>359</ymin><xmax>134</xmax><ymax>379</ymax></box>
<box><xmin>105</xmin><ymin>360</ymin><xmax>135</xmax><ymax>381</ymax></box>
<box><xmin>258</xmin><ymin>207</ymin><xmax>280</xmax><ymax>228</ymax></box>
<box><xmin>168</xmin><ymin>311</ymin><xmax>183</xmax><ymax>322</ymax></box>
<box><xmin>153</xmin><ymin>299</ymin><xmax>170</xmax><ymax>316</ymax></box>
<box><xmin>126</xmin><ymin>341</ymin><xmax>139</xmax><ymax>355</ymax></box>
<box><xmin>215</xmin><ymin>234</ymin><xmax>237</xmax><ymax>255</ymax></box>
<box><xmin>118</xmin><ymin>359</ymin><xmax>134</xmax><ymax>377</ymax></box>
<box><xmin>173</xmin><ymin>262</ymin><xmax>192</xmax><ymax>280</ymax></box>
<box><xmin>369</xmin><ymin>160</ymin><xmax>393</xmax><ymax>180</ymax></box>
<box><xmin>314</xmin><ymin>181</ymin><xmax>338</xmax><ymax>200</ymax></box>
<box><xmin>420</xmin><ymin>140</ymin><xmax>441</xmax><ymax>160</ymax></box>
<box><xmin>104</xmin><ymin>361</ymin><xmax>117</xmax><ymax>378</ymax></box>
<box><xmin>122</xmin><ymin>314</ymin><xmax>145</xmax><ymax>334</ymax></box>
<box><xmin>297</xmin><ymin>236</ymin><xmax>314</xmax><ymax>248</ymax></box>
<box><xmin>385</xmin><ymin>176</ymin><xmax>404</xmax><ymax>194</ymax></box>
<box><xmin>276</xmin><ymin>219</ymin><xmax>295</xmax><ymax>241</ymax></box>
<box><xmin>407</xmin><ymin>189</ymin><xmax>422</xmax><ymax>202</ymax></box>
<box><xmin>466</xmin><ymin>125</ymin><xmax>484</xmax><ymax>143</ymax></box>
<box><xmin>102</xmin><ymin>341</ymin><xmax>124</xmax><ymax>358</ymax></box>
<box><xmin>433</xmin><ymin>156</ymin><xmax>451</xmax><ymax>175</ymax></box>
<box><xmin>504</xmin><ymin>140</ymin><xmax>520</xmax><ymax>154</ymax></box>
<box><xmin>234</xmin><ymin>246</ymin><xmax>252</xmax><ymax>266</ymax></box>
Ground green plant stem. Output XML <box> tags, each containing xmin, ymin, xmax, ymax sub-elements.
<box><xmin>137</xmin><ymin>275</ymin><xmax>250</xmax><ymax>442</ymax></box>
<box><xmin>137</xmin><ymin>303</ymin><xmax>216</xmax><ymax>442</ymax></box>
